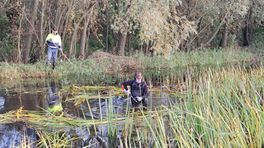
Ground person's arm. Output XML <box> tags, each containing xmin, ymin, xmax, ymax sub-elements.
<box><xmin>58</xmin><ymin>35</ymin><xmax>62</xmax><ymax>50</ymax></box>
<box><xmin>121</xmin><ymin>80</ymin><xmax>133</xmax><ymax>96</ymax></box>
<box><xmin>142</xmin><ymin>81</ymin><xmax>149</xmax><ymax>98</ymax></box>
<box><xmin>121</xmin><ymin>80</ymin><xmax>133</xmax><ymax>90</ymax></box>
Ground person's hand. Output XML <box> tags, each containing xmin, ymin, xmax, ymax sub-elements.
<box><xmin>122</xmin><ymin>89</ymin><xmax>130</xmax><ymax>96</ymax></box>
<box><xmin>136</xmin><ymin>96</ymin><xmax>143</xmax><ymax>102</ymax></box>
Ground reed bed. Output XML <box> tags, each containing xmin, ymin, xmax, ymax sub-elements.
<box><xmin>122</xmin><ymin>66</ymin><xmax>264</xmax><ymax>147</ymax></box>
<box><xmin>63</xmin><ymin>66</ymin><xmax>264</xmax><ymax>147</ymax></box>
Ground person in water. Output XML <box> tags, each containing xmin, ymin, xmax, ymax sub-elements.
<box><xmin>121</xmin><ymin>71</ymin><xmax>149</xmax><ymax>108</ymax></box>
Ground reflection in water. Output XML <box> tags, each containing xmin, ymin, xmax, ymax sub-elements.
<box><xmin>78</xmin><ymin>91</ymin><xmax>174</xmax><ymax>120</ymax></box>
<box><xmin>0</xmin><ymin>79</ymin><xmax>62</xmax><ymax>113</ymax></box>
<box><xmin>0</xmin><ymin>96</ymin><xmax>5</xmax><ymax>111</ymax></box>
<box><xmin>46</xmin><ymin>81</ymin><xmax>63</xmax><ymax>113</ymax></box>
<box><xmin>83</xmin><ymin>96</ymin><xmax>129</xmax><ymax>119</ymax></box>
<box><xmin>0</xmin><ymin>79</ymin><xmax>63</xmax><ymax>147</ymax></box>
<box><xmin>47</xmin><ymin>81</ymin><xmax>59</xmax><ymax>106</ymax></box>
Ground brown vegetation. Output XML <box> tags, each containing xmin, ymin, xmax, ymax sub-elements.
<box><xmin>89</xmin><ymin>51</ymin><xmax>139</xmax><ymax>74</ymax></box>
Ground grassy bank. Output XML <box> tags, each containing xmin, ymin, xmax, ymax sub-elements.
<box><xmin>0</xmin><ymin>50</ymin><xmax>257</xmax><ymax>85</ymax></box>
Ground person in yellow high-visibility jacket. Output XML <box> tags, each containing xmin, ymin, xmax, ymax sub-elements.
<box><xmin>45</xmin><ymin>28</ymin><xmax>62</xmax><ymax>69</ymax></box>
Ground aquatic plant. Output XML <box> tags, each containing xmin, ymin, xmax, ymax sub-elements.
<box><xmin>1</xmin><ymin>60</ymin><xmax>264</xmax><ymax>147</ymax></box>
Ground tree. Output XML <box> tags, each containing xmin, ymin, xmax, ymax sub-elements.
<box><xmin>23</xmin><ymin>0</ymin><xmax>39</xmax><ymax>63</ymax></box>
<box><xmin>136</xmin><ymin>0</ymin><xmax>197</xmax><ymax>55</ymax></box>
<box><xmin>111</xmin><ymin>0</ymin><xmax>196</xmax><ymax>56</ymax></box>
<box><xmin>1</xmin><ymin>0</ymin><xmax>264</xmax><ymax>62</ymax></box>
<box><xmin>110</xmin><ymin>0</ymin><xmax>133</xmax><ymax>56</ymax></box>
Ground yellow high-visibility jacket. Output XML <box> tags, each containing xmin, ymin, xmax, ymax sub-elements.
<box><xmin>46</xmin><ymin>33</ymin><xmax>62</xmax><ymax>49</ymax></box>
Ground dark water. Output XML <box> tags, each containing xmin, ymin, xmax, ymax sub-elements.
<box><xmin>0</xmin><ymin>123</ymin><xmax>37</xmax><ymax>147</ymax></box>
<box><xmin>0</xmin><ymin>79</ymin><xmax>61</xmax><ymax>113</ymax></box>
<box><xmin>0</xmin><ymin>79</ymin><xmax>176</xmax><ymax>147</ymax></box>
<box><xmin>0</xmin><ymin>79</ymin><xmax>63</xmax><ymax>147</ymax></box>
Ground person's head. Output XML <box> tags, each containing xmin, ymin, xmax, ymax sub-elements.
<box><xmin>52</xmin><ymin>28</ymin><xmax>58</xmax><ymax>35</ymax></box>
<box><xmin>134</xmin><ymin>71</ymin><xmax>143</xmax><ymax>83</ymax></box>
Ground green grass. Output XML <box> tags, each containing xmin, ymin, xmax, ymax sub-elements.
<box><xmin>0</xmin><ymin>49</ymin><xmax>256</xmax><ymax>85</ymax></box>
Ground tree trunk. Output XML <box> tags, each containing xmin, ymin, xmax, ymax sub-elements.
<box><xmin>243</xmin><ymin>6</ymin><xmax>253</xmax><ymax>46</ymax></box>
<box><xmin>220</xmin><ymin>23</ymin><xmax>228</xmax><ymax>48</ymax></box>
<box><xmin>86</xmin><ymin>30</ymin><xmax>90</xmax><ymax>55</ymax></box>
<box><xmin>116</xmin><ymin>0</ymin><xmax>131</xmax><ymax>56</ymax></box>
<box><xmin>69</xmin><ymin>15</ymin><xmax>87</xmax><ymax>57</ymax></box>
<box><xmin>61</xmin><ymin>1</ymin><xmax>75</xmax><ymax>55</ymax></box>
<box><xmin>69</xmin><ymin>22</ymin><xmax>78</xmax><ymax>57</ymax></box>
<box><xmin>79</xmin><ymin>17</ymin><xmax>89</xmax><ymax>59</ymax></box>
<box><xmin>17</xmin><ymin>7</ymin><xmax>25</xmax><ymax>63</ymax></box>
<box><xmin>48</xmin><ymin>0</ymin><xmax>59</xmax><ymax>28</ymax></box>
<box><xmin>196</xmin><ymin>17</ymin><xmax>202</xmax><ymax>48</ymax></box>
<box><xmin>118</xmin><ymin>31</ymin><xmax>127</xmax><ymax>56</ymax></box>
<box><xmin>23</xmin><ymin>0</ymin><xmax>39</xmax><ymax>63</ymax></box>
<box><xmin>35</xmin><ymin>0</ymin><xmax>46</xmax><ymax>60</ymax></box>
<box><xmin>127</xmin><ymin>33</ymin><xmax>131</xmax><ymax>55</ymax></box>
<box><xmin>105</xmin><ymin>2</ymin><xmax>109</xmax><ymax>52</ymax></box>
<box><xmin>69</xmin><ymin>2</ymin><xmax>96</xmax><ymax>57</ymax></box>
<box><xmin>205</xmin><ymin>13</ymin><xmax>227</xmax><ymax>47</ymax></box>
<box><xmin>55</xmin><ymin>7</ymin><xmax>67</xmax><ymax>33</ymax></box>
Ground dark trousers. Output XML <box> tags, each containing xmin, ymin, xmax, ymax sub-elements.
<box><xmin>131</xmin><ymin>97</ymin><xmax>148</xmax><ymax>108</ymax></box>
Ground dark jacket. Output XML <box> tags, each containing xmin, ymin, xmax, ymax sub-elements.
<box><xmin>122</xmin><ymin>80</ymin><xmax>148</xmax><ymax>98</ymax></box>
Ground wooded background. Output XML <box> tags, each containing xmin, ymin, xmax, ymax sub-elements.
<box><xmin>0</xmin><ymin>0</ymin><xmax>264</xmax><ymax>63</ymax></box>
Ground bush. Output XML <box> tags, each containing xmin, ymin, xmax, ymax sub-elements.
<box><xmin>0</xmin><ymin>15</ymin><xmax>9</xmax><ymax>40</ymax></box>
<box><xmin>0</xmin><ymin>14</ymin><xmax>14</xmax><ymax>62</ymax></box>
<box><xmin>251</xmin><ymin>27</ymin><xmax>264</xmax><ymax>51</ymax></box>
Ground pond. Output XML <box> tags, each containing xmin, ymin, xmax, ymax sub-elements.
<box><xmin>0</xmin><ymin>78</ymin><xmax>179</xmax><ymax>147</ymax></box>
